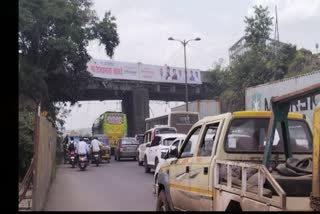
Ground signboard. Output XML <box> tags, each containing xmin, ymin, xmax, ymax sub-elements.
<box><xmin>87</xmin><ymin>59</ymin><xmax>202</xmax><ymax>84</ymax></box>
<box><xmin>87</xmin><ymin>59</ymin><xmax>139</xmax><ymax>80</ymax></box>
<box><xmin>106</xmin><ymin>114</ymin><xmax>124</xmax><ymax>124</ymax></box>
<box><xmin>245</xmin><ymin>70</ymin><xmax>320</xmax><ymax>127</ymax></box>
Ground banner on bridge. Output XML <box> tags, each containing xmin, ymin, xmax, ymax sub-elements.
<box><xmin>87</xmin><ymin>59</ymin><xmax>202</xmax><ymax>84</ymax></box>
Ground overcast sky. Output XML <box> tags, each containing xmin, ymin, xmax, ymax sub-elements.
<box><xmin>62</xmin><ymin>0</ymin><xmax>320</xmax><ymax>131</ymax></box>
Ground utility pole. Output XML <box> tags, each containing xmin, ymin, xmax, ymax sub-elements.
<box><xmin>274</xmin><ymin>5</ymin><xmax>280</xmax><ymax>55</ymax></box>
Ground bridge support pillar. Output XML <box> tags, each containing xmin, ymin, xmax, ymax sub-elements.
<box><xmin>122</xmin><ymin>89</ymin><xmax>149</xmax><ymax>137</ymax></box>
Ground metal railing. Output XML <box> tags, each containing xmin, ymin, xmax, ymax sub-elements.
<box><xmin>19</xmin><ymin>158</ymin><xmax>34</xmax><ymax>204</ymax></box>
<box><xmin>213</xmin><ymin>159</ymin><xmax>286</xmax><ymax>209</ymax></box>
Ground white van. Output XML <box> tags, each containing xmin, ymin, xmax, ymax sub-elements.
<box><xmin>144</xmin><ymin>133</ymin><xmax>186</xmax><ymax>173</ymax></box>
<box><xmin>137</xmin><ymin>126</ymin><xmax>177</xmax><ymax>166</ymax></box>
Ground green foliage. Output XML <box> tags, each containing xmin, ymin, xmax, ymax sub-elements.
<box><xmin>213</xmin><ymin>5</ymin><xmax>319</xmax><ymax>112</ymax></box>
<box><xmin>244</xmin><ymin>5</ymin><xmax>273</xmax><ymax>51</ymax></box>
<box><xmin>19</xmin><ymin>0</ymin><xmax>120</xmax><ymax>177</ymax></box>
<box><xmin>19</xmin><ymin>0</ymin><xmax>120</xmax><ymax>120</ymax></box>
<box><xmin>19</xmin><ymin>110</ymin><xmax>35</xmax><ymax>181</ymax></box>
<box><xmin>94</xmin><ymin>11</ymin><xmax>120</xmax><ymax>58</ymax></box>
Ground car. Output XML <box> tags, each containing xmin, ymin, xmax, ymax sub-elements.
<box><xmin>114</xmin><ymin>137</ymin><xmax>139</xmax><ymax>161</ymax></box>
<box><xmin>153</xmin><ymin>136</ymin><xmax>185</xmax><ymax>195</ymax></box>
<box><xmin>137</xmin><ymin>126</ymin><xmax>177</xmax><ymax>166</ymax></box>
<box><xmin>155</xmin><ymin>111</ymin><xmax>313</xmax><ymax>211</ymax></box>
<box><xmin>144</xmin><ymin>133</ymin><xmax>186</xmax><ymax>173</ymax></box>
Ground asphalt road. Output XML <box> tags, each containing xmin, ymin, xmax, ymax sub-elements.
<box><xmin>44</xmin><ymin>157</ymin><xmax>157</xmax><ymax>211</ymax></box>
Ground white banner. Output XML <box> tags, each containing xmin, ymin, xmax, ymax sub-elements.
<box><xmin>87</xmin><ymin>59</ymin><xmax>202</xmax><ymax>84</ymax></box>
<box><xmin>87</xmin><ymin>59</ymin><xmax>139</xmax><ymax>80</ymax></box>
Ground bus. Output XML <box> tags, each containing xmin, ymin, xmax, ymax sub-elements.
<box><xmin>92</xmin><ymin>112</ymin><xmax>128</xmax><ymax>155</ymax></box>
<box><xmin>145</xmin><ymin>111</ymin><xmax>199</xmax><ymax>134</ymax></box>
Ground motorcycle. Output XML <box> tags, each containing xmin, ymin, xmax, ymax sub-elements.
<box><xmin>92</xmin><ymin>151</ymin><xmax>100</xmax><ymax>167</ymax></box>
<box><xmin>69</xmin><ymin>150</ymin><xmax>76</xmax><ymax>168</ymax></box>
<box><xmin>78</xmin><ymin>154</ymin><xmax>88</xmax><ymax>171</ymax></box>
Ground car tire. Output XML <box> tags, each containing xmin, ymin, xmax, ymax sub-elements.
<box><xmin>114</xmin><ymin>154</ymin><xmax>117</xmax><ymax>161</ymax></box>
<box><xmin>144</xmin><ymin>156</ymin><xmax>150</xmax><ymax>173</ymax></box>
<box><xmin>153</xmin><ymin>174</ymin><xmax>158</xmax><ymax>195</ymax></box>
<box><xmin>155</xmin><ymin>158</ymin><xmax>159</xmax><ymax>169</ymax></box>
<box><xmin>156</xmin><ymin>190</ymin><xmax>171</xmax><ymax>211</ymax></box>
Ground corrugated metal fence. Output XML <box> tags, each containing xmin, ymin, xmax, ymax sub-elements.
<box><xmin>32</xmin><ymin>115</ymin><xmax>57</xmax><ymax>211</ymax></box>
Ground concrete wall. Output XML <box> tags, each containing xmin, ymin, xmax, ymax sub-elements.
<box><xmin>122</xmin><ymin>89</ymin><xmax>149</xmax><ymax>136</ymax></box>
<box><xmin>32</xmin><ymin>116</ymin><xmax>57</xmax><ymax>211</ymax></box>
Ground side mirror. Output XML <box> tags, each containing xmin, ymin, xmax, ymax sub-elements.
<box><xmin>161</xmin><ymin>151</ymin><xmax>169</xmax><ymax>159</ymax></box>
<box><xmin>154</xmin><ymin>136</ymin><xmax>161</xmax><ymax>146</ymax></box>
<box><xmin>169</xmin><ymin>147</ymin><xmax>178</xmax><ymax>158</ymax></box>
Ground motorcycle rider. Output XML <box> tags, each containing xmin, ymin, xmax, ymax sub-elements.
<box><xmin>76</xmin><ymin>137</ymin><xmax>90</xmax><ymax>163</ymax></box>
<box><xmin>90</xmin><ymin>137</ymin><xmax>103</xmax><ymax>162</ymax></box>
<box><xmin>63</xmin><ymin>135</ymin><xmax>69</xmax><ymax>163</ymax></box>
<box><xmin>68</xmin><ymin>137</ymin><xmax>76</xmax><ymax>152</ymax></box>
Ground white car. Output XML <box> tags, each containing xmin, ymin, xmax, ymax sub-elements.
<box><xmin>153</xmin><ymin>137</ymin><xmax>184</xmax><ymax>195</ymax></box>
<box><xmin>144</xmin><ymin>133</ymin><xmax>186</xmax><ymax>173</ymax></box>
<box><xmin>137</xmin><ymin>127</ymin><xmax>177</xmax><ymax>166</ymax></box>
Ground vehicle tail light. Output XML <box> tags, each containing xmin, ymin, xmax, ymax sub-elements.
<box><xmin>151</xmin><ymin>132</ymin><xmax>155</xmax><ymax>141</ymax></box>
<box><xmin>70</xmin><ymin>151</ymin><xmax>75</xmax><ymax>155</ymax></box>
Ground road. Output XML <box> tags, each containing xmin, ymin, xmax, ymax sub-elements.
<box><xmin>44</xmin><ymin>158</ymin><xmax>157</xmax><ymax>211</ymax></box>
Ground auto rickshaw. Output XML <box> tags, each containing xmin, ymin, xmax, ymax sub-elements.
<box><xmin>94</xmin><ymin>134</ymin><xmax>111</xmax><ymax>163</ymax></box>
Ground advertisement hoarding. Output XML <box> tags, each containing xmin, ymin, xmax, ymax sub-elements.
<box><xmin>87</xmin><ymin>59</ymin><xmax>202</xmax><ymax>84</ymax></box>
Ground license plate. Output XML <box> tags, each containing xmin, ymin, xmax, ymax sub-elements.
<box><xmin>71</xmin><ymin>157</ymin><xmax>75</xmax><ymax>160</ymax></box>
<box><xmin>94</xmin><ymin>155</ymin><xmax>98</xmax><ymax>157</ymax></box>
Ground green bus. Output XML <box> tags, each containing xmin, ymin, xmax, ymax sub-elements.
<box><xmin>92</xmin><ymin>112</ymin><xmax>128</xmax><ymax>155</ymax></box>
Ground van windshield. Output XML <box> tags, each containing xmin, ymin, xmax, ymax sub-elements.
<box><xmin>162</xmin><ymin>137</ymin><xmax>177</xmax><ymax>146</ymax></box>
<box><xmin>225</xmin><ymin>118</ymin><xmax>312</xmax><ymax>153</ymax></box>
<box><xmin>155</xmin><ymin>128</ymin><xmax>177</xmax><ymax>135</ymax></box>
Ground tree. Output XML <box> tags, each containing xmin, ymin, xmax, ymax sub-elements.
<box><xmin>244</xmin><ymin>5</ymin><xmax>273</xmax><ymax>52</ymax></box>
<box><xmin>18</xmin><ymin>0</ymin><xmax>120</xmax><ymax>178</ymax></box>
<box><xmin>19</xmin><ymin>0</ymin><xmax>120</xmax><ymax>120</ymax></box>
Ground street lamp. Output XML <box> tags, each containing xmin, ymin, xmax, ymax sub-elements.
<box><xmin>168</xmin><ymin>37</ymin><xmax>201</xmax><ymax>112</ymax></box>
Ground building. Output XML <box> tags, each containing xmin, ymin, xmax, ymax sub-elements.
<box><xmin>228</xmin><ymin>36</ymin><xmax>286</xmax><ymax>64</ymax></box>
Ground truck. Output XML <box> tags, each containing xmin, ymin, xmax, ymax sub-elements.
<box><xmin>156</xmin><ymin>83</ymin><xmax>320</xmax><ymax>211</ymax></box>
<box><xmin>171</xmin><ymin>100</ymin><xmax>221</xmax><ymax>120</ymax></box>
<box><xmin>245</xmin><ymin>70</ymin><xmax>320</xmax><ymax>127</ymax></box>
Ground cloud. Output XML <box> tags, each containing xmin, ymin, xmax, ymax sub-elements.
<box><xmin>249</xmin><ymin>0</ymin><xmax>320</xmax><ymax>23</ymax></box>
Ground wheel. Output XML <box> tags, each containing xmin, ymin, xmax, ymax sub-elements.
<box><xmin>144</xmin><ymin>156</ymin><xmax>150</xmax><ymax>173</ymax></box>
<box><xmin>156</xmin><ymin>190</ymin><xmax>171</xmax><ymax>211</ymax></box>
<box><xmin>138</xmin><ymin>153</ymin><xmax>143</xmax><ymax>166</ymax></box>
<box><xmin>71</xmin><ymin>162</ymin><xmax>75</xmax><ymax>168</ymax></box>
<box><xmin>118</xmin><ymin>156</ymin><xmax>121</xmax><ymax>161</ymax></box>
<box><xmin>153</xmin><ymin>175</ymin><xmax>158</xmax><ymax>195</ymax></box>
<box><xmin>114</xmin><ymin>154</ymin><xmax>117</xmax><ymax>161</ymax></box>
<box><xmin>96</xmin><ymin>162</ymin><xmax>99</xmax><ymax>167</ymax></box>
<box><xmin>155</xmin><ymin>158</ymin><xmax>159</xmax><ymax>169</ymax></box>
<box><xmin>107</xmin><ymin>159</ymin><xmax>110</xmax><ymax>164</ymax></box>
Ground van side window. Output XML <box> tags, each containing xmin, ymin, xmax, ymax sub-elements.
<box><xmin>179</xmin><ymin>126</ymin><xmax>202</xmax><ymax>158</ymax></box>
<box><xmin>197</xmin><ymin>122</ymin><xmax>219</xmax><ymax>157</ymax></box>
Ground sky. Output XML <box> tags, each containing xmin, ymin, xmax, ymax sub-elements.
<box><xmin>62</xmin><ymin>0</ymin><xmax>320</xmax><ymax>131</ymax></box>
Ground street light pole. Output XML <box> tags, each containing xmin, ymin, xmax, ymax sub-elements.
<box><xmin>168</xmin><ymin>37</ymin><xmax>201</xmax><ymax>112</ymax></box>
<box><xmin>183</xmin><ymin>40</ymin><xmax>189</xmax><ymax>112</ymax></box>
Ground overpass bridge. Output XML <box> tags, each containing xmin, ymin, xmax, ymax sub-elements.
<box><xmin>74</xmin><ymin>59</ymin><xmax>215</xmax><ymax>136</ymax></box>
